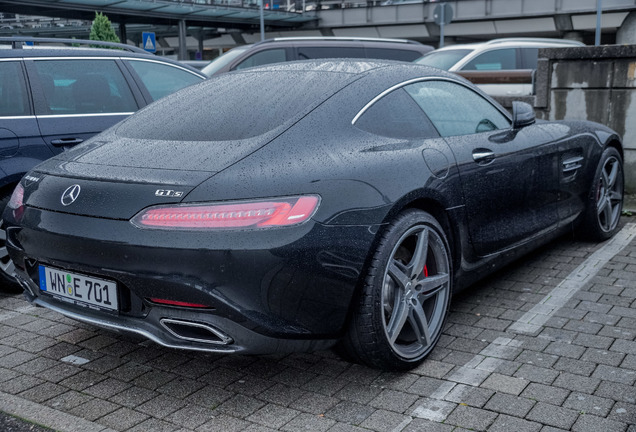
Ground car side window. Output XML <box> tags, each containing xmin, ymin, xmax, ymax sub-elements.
<box><xmin>365</xmin><ymin>48</ymin><xmax>421</xmax><ymax>62</ymax></box>
<box><xmin>234</xmin><ymin>49</ymin><xmax>287</xmax><ymax>70</ymax></box>
<box><xmin>0</xmin><ymin>61</ymin><xmax>29</xmax><ymax>116</ymax></box>
<box><xmin>461</xmin><ymin>48</ymin><xmax>516</xmax><ymax>70</ymax></box>
<box><xmin>33</xmin><ymin>59</ymin><xmax>138</xmax><ymax>115</ymax></box>
<box><xmin>355</xmin><ymin>88</ymin><xmax>438</xmax><ymax>139</ymax></box>
<box><xmin>127</xmin><ymin>60</ymin><xmax>203</xmax><ymax>101</ymax></box>
<box><xmin>297</xmin><ymin>46</ymin><xmax>365</xmax><ymax>59</ymax></box>
<box><xmin>405</xmin><ymin>80</ymin><xmax>510</xmax><ymax>137</ymax></box>
<box><xmin>520</xmin><ymin>48</ymin><xmax>539</xmax><ymax>69</ymax></box>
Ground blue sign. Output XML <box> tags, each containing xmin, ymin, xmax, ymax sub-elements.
<box><xmin>142</xmin><ymin>32</ymin><xmax>156</xmax><ymax>53</ymax></box>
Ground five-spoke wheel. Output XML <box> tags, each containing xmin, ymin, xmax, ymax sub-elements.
<box><xmin>342</xmin><ymin>209</ymin><xmax>452</xmax><ymax>370</ymax></box>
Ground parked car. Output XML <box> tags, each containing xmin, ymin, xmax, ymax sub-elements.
<box><xmin>415</xmin><ymin>38</ymin><xmax>585</xmax><ymax>96</ymax></box>
<box><xmin>0</xmin><ymin>37</ymin><xmax>206</xmax><ymax>291</ymax></box>
<box><xmin>3</xmin><ymin>60</ymin><xmax>623</xmax><ymax>370</ymax></box>
<box><xmin>201</xmin><ymin>37</ymin><xmax>433</xmax><ymax>76</ymax></box>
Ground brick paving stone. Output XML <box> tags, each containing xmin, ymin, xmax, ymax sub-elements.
<box><xmin>302</xmin><ymin>374</ymin><xmax>348</xmax><ymax>396</ymax></box>
<box><xmin>476</xmin><ymin>357</ymin><xmax>521</xmax><ymax>375</ymax></box>
<box><xmin>571</xmin><ymin>414</ymin><xmax>629</xmax><ymax>432</ymax></box>
<box><xmin>212</xmin><ymin>394</ymin><xmax>265</xmax><ymax>418</ymax></box>
<box><xmin>563</xmin><ymin>320</ymin><xmax>603</xmax><ymax>334</ymax></box>
<box><xmin>359</xmin><ymin>409</ymin><xmax>411</xmax><ymax>432</ymax></box>
<box><xmin>407</xmin><ymin>376</ymin><xmax>446</xmax><ymax>397</ymax></box>
<box><xmin>521</xmin><ymin>383</ymin><xmax>570</xmax><ymax>405</ymax></box>
<box><xmin>109</xmin><ymin>385</ymin><xmax>159</xmax><ymax>408</ymax></box>
<box><xmin>592</xmin><ymin>364</ymin><xmax>636</xmax><ymax>385</ymax></box>
<box><xmin>106</xmin><ymin>361</ymin><xmax>152</xmax><ymax>382</ymax></box>
<box><xmin>68</xmin><ymin>398</ymin><xmax>120</xmax><ymax>421</ymax></box>
<box><xmin>444</xmin><ymin>404</ymin><xmax>497</xmax><ymax>431</ymax></box>
<box><xmin>526</xmin><ymin>402</ymin><xmax>579</xmax><ymax>430</ymax></box>
<box><xmin>447</xmin><ymin>337</ymin><xmax>489</xmax><ymax>354</ymax></box>
<box><xmin>158</xmin><ymin>376</ymin><xmax>211</xmax><ymax>399</ymax></box>
<box><xmin>13</xmin><ymin>356</ymin><xmax>59</xmax><ymax>376</ymax></box>
<box><xmin>1</xmin><ymin>350</ymin><xmax>37</xmax><ymax>368</ymax></box>
<box><xmin>289</xmin><ymin>392</ymin><xmax>340</xmax><ymax>415</ymax></box>
<box><xmin>622</xmin><ymin>354</ymin><xmax>636</xmax><ymax>370</ymax></box>
<box><xmin>137</xmin><ymin>393</ymin><xmax>187</xmax><ymax>419</ymax></box>
<box><xmin>447</xmin><ymin>366</ymin><xmax>490</xmax><ymax>386</ymax></box>
<box><xmin>19</xmin><ymin>381</ymin><xmax>66</xmax><ymax>403</ymax></box>
<box><xmin>325</xmin><ymin>423</ymin><xmax>370</xmax><ymax>432</ymax></box>
<box><xmin>58</xmin><ymin>370</ymin><xmax>106</xmax><ymax>391</ymax></box>
<box><xmin>484</xmin><ymin>392</ymin><xmax>535</xmax><ymax>417</ymax></box>
<box><xmin>572</xmin><ymin>333</ymin><xmax>615</xmax><ymax>350</ymax></box>
<box><xmin>224</xmin><ymin>375</ymin><xmax>276</xmax><ymax>397</ymax></box>
<box><xmin>197</xmin><ymin>414</ymin><xmax>251</xmax><ymax>432</ymax></box>
<box><xmin>488</xmin><ymin>414</ymin><xmax>542</xmax><ymax>432</ymax></box>
<box><xmin>260</xmin><ymin>383</ymin><xmax>309</xmax><ymax>406</ymax></box>
<box><xmin>325</xmin><ymin>401</ymin><xmax>376</xmax><ymax>425</ymax></box>
<box><xmin>607</xmin><ymin>401</ymin><xmax>636</xmax><ymax>424</ymax></box>
<box><xmin>543</xmin><ymin>341</ymin><xmax>586</xmax><ymax>359</ymax></box>
<box><xmin>553</xmin><ymin>357</ymin><xmax>597</xmax><ymax>376</ymax></box>
<box><xmin>133</xmin><ymin>369</ymin><xmax>178</xmax><ymax>390</ymax></box>
<box><xmin>411</xmin><ymin>359</ymin><xmax>455</xmax><ymax>378</ymax></box>
<box><xmin>34</xmin><ymin>362</ymin><xmax>82</xmax><ymax>384</ymax></box>
<box><xmin>43</xmin><ymin>389</ymin><xmax>94</xmax><ymax>412</ymax></box>
<box><xmin>581</xmin><ymin>348</ymin><xmax>626</xmax><ymax>367</ymax></box>
<box><xmin>443</xmin><ymin>383</ymin><xmax>494</xmax><ymax>408</ymax></box>
<box><xmin>563</xmin><ymin>392</ymin><xmax>615</xmax><ymax>417</ymax></box>
<box><xmin>368</xmin><ymin>389</ymin><xmax>418</xmax><ymax>413</ymax></box>
<box><xmin>481</xmin><ymin>373</ymin><xmax>528</xmax><ymax>396</ymax></box>
<box><xmin>554</xmin><ymin>307</ymin><xmax>588</xmax><ymax>321</ymax></box>
<box><xmin>610</xmin><ymin>339</ymin><xmax>636</xmax><ymax>355</ymax></box>
<box><xmin>446</xmin><ymin>323</ymin><xmax>484</xmax><ymax>339</ymax></box>
<box><xmin>516</xmin><ymin>351</ymin><xmax>559</xmax><ymax>368</ymax></box>
<box><xmin>372</xmin><ymin>371</ymin><xmax>419</xmax><ymax>392</ymax></box>
<box><xmin>83</xmin><ymin>377</ymin><xmax>130</xmax><ymax>398</ymax></box>
<box><xmin>401</xmin><ymin>418</ymin><xmax>455</xmax><ymax>431</ymax></box>
<box><xmin>246</xmin><ymin>403</ymin><xmax>300</xmax><ymax>429</ymax></box>
<box><xmin>0</xmin><ymin>375</ymin><xmax>44</xmax><ymax>394</ymax></box>
<box><xmin>553</xmin><ymin>372</ymin><xmax>601</xmax><ymax>394</ymax></box>
<box><xmin>127</xmin><ymin>417</ymin><xmax>179</xmax><ymax>432</ymax></box>
<box><xmin>584</xmin><ymin>312</ymin><xmax>621</xmax><ymax>326</ymax></box>
<box><xmin>97</xmin><ymin>406</ymin><xmax>149</xmax><ymax>430</ymax></box>
<box><xmin>599</xmin><ymin>325</ymin><xmax>635</xmax><ymax>340</ymax></box>
<box><xmin>280</xmin><ymin>412</ymin><xmax>336</xmax><ymax>432</ymax></box>
<box><xmin>514</xmin><ymin>364</ymin><xmax>559</xmax><ymax>385</ymax></box>
<box><xmin>595</xmin><ymin>381</ymin><xmax>636</xmax><ymax>404</ymax></box>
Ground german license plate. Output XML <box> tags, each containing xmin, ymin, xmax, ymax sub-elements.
<box><xmin>38</xmin><ymin>265</ymin><xmax>118</xmax><ymax>311</ymax></box>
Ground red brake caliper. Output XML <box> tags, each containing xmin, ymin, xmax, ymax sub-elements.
<box><xmin>423</xmin><ymin>265</ymin><xmax>428</xmax><ymax>278</ymax></box>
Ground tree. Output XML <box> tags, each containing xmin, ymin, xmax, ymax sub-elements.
<box><xmin>89</xmin><ymin>12</ymin><xmax>120</xmax><ymax>45</ymax></box>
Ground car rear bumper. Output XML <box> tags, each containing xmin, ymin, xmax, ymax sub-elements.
<box><xmin>6</xmin><ymin>207</ymin><xmax>378</xmax><ymax>354</ymax></box>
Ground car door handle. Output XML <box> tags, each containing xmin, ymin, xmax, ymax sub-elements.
<box><xmin>50</xmin><ymin>138</ymin><xmax>84</xmax><ymax>147</ymax></box>
<box><xmin>472</xmin><ymin>149</ymin><xmax>496</xmax><ymax>165</ymax></box>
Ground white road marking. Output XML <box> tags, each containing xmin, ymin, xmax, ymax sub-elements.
<box><xmin>408</xmin><ymin>223</ymin><xmax>636</xmax><ymax>426</ymax></box>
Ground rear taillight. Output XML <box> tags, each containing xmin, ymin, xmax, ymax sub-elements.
<box><xmin>7</xmin><ymin>183</ymin><xmax>25</xmax><ymax>221</ymax></box>
<box><xmin>131</xmin><ymin>195</ymin><xmax>320</xmax><ymax>230</ymax></box>
<box><xmin>7</xmin><ymin>183</ymin><xmax>24</xmax><ymax>210</ymax></box>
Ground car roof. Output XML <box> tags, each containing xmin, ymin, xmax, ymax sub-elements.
<box><xmin>433</xmin><ymin>37</ymin><xmax>585</xmax><ymax>52</ymax></box>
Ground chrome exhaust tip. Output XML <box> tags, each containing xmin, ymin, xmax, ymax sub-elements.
<box><xmin>160</xmin><ymin>318</ymin><xmax>233</xmax><ymax>345</ymax></box>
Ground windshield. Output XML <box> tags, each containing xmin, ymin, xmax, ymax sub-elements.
<box><xmin>414</xmin><ymin>49</ymin><xmax>472</xmax><ymax>70</ymax></box>
<box><xmin>201</xmin><ymin>46</ymin><xmax>251</xmax><ymax>77</ymax></box>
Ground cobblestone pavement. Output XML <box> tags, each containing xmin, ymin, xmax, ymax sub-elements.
<box><xmin>1</xmin><ymin>219</ymin><xmax>635</xmax><ymax>432</ymax></box>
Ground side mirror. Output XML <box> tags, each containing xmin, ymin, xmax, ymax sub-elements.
<box><xmin>512</xmin><ymin>101</ymin><xmax>536</xmax><ymax>129</ymax></box>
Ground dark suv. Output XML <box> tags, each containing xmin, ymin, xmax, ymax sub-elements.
<box><xmin>201</xmin><ymin>37</ymin><xmax>433</xmax><ymax>76</ymax></box>
<box><xmin>0</xmin><ymin>37</ymin><xmax>206</xmax><ymax>290</ymax></box>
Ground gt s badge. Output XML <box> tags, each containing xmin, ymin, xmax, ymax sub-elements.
<box><xmin>155</xmin><ymin>189</ymin><xmax>184</xmax><ymax>198</ymax></box>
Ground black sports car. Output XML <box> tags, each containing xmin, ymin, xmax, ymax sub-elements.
<box><xmin>3</xmin><ymin>60</ymin><xmax>624</xmax><ymax>370</ymax></box>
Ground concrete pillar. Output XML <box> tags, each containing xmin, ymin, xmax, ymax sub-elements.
<box><xmin>118</xmin><ymin>22</ymin><xmax>127</xmax><ymax>45</ymax></box>
<box><xmin>617</xmin><ymin>10</ymin><xmax>636</xmax><ymax>44</ymax></box>
<box><xmin>178</xmin><ymin>19</ymin><xmax>187</xmax><ymax>60</ymax></box>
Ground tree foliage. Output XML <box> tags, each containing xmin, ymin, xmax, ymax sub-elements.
<box><xmin>89</xmin><ymin>12</ymin><xmax>120</xmax><ymax>45</ymax></box>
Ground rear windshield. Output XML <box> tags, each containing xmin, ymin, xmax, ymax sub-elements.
<box><xmin>415</xmin><ymin>49</ymin><xmax>471</xmax><ymax>70</ymax></box>
<box><xmin>116</xmin><ymin>70</ymin><xmax>353</xmax><ymax>142</ymax></box>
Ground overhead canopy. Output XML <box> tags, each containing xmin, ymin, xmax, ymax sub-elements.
<box><xmin>0</xmin><ymin>0</ymin><xmax>317</xmax><ymax>29</ymax></box>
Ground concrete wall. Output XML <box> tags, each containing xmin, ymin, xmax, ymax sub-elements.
<box><xmin>531</xmin><ymin>45</ymin><xmax>636</xmax><ymax>194</ymax></box>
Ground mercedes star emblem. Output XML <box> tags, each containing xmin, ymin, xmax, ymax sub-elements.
<box><xmin>61</xmin><ymin>184</ymin><xmax>81</xmax><ymax>206</ymax></box>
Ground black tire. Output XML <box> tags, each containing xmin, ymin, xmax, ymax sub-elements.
<box><xmin>0</xmin><ymin>192</ymin><xmax>22</xmax><ymax>293</ymax></box>
<box><xmin>340</xmin><ymin>209</ymin><xmax>452</xmax><ymax>371</ymax></box>
<box><xmin>579</xmin><ymin>147</ymin><xmax>624</xmax><ymax>242</ymax></box>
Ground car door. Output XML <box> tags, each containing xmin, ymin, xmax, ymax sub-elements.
<box><xmin>0</xmin><ymin>59</ymin><xmax>52</xmax><ymax>187</ymax></box>
<box><xmin>404</xmin><ymin>79</ymin><xmax>560</xmax><ymax>257</ymax></box>
<box><xmin>25</xmin><ymin>58</ymin><xmax>144</xmax><ymax>153</ymax></box>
